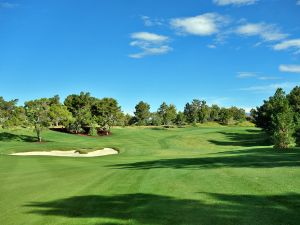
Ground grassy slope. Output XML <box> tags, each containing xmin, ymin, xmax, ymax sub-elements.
<box><xmin>0</xmin><ymin>126</ymin><xmax>300</xmax><ymax>225</ymax></box>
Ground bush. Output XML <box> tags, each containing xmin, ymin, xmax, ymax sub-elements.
<box><xmin>88</xmin><ymin>125</ymin><xmax>98</xmax><ymax>136</ymax></box>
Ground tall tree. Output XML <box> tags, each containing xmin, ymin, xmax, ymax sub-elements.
<box><xmin>287</xmin><ymin>86</ymin><xmax>300</xmax><ymax>145</ymax></box>
<box><xmin>64</xmin><ymin>92</ymin><xmax>93</xmax><ymax>133</ymax></box>
<box><xmin>49</xmin><ymin>104</ymin><xmax>74</xmax><ymax>127</ymax></box>
<box><xmin>24</xmin><ymin>98</ymin><xmax>51</xmax><ymax>142</ymax></box>
<box><xmin>271</xmin><ymin>89</ymin><xmax>295</xmax><ymax>149</ymax></box>
<box><xmin>210</xmin><ymin>104</ymin><xmax>220</xmax><ymax>121</ymax></box>
<box><xmin>134</xmin><ymin>101</ymin><xmax>150</xmax><ymax>125</ymax></box>
<box><xmin>175</xmin><ymin>111</ymin><xmax>186</xmax><ymax>126</ymax></box>
<box><xmin>184</xmin><ymin>99</ymin><xmax>201</xmax><ymax>124</ymax></box>
<box><xmin>91</xmin><ymin>98</ymin><xmax>121</xmax><ymax>132</ymax></box>
<box><xmin>158</xmin><ymin>102</ymin><xmax>177</xmax><ymax>125</ymax></box>
<box><xmin>218</xmin><ymin>108</ymin><xmax>233</xmax><ymax>125</ymax></box>
<box><xmin>198</xmin><ymin>100</ymin><xmax>210</xmax><ymax>123</ymax></box>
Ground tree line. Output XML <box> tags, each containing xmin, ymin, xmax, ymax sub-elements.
<box><xmin>0</xmin><ymin>92</ymin><xmax>247</xmax><ymax>142</ymax></box>
<box><xmin>251</xmin><ymin>86</ymin><xmax>300</xmax><ymax>149</ymax></box>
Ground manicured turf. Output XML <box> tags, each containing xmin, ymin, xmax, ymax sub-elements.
<box><xmin>0</xmin><ymin>126</ymin><xmax>300</xmax><ymax>225</ymax></box>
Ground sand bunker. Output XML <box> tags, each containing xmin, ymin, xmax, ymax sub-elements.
<box><xmin>10</xmin><ymin>148</ymin><xmax>118</xmax><ymax>157</ymax></box>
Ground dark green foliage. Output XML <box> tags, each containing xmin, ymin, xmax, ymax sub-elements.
<box><xmin>229</xmin><ymin>107</ymin><xmax>246</xmax><ymax>122</ymax></box>
<box><xmin>157</xmin><ymin>102</ymin><xmax>177</xmax><ymax>125</ymax></box>
<box><xmin>271</xmin><ymin>89</ymin><xmax>295</xmax><ymax>149</ymax></box>
<box><xmin>91</xmin><ymin>98</ymin><xmax>122</xmax><ymax>131</ymax></box>
<box><xmin>287</xmin><ymin>86</ymin><xmax>300</xmax><ymax>145</ymax></box>
<box><xmin>175</xmin><ymin>111</ymin><xmax>186</xmax><ymax>126</ymax></box>
<box><xmin>218</xmin><ymin>108</ymin><xmax>233</xmax><ymax>125</ymax></box>
<box><xmin>134</xmin><ymin>101</ymin><xmax>151</xmax><ymax>125</ymax></box>
<box><xmin>64</xmin><ymin>92</ymin><xmax>94</xmax><ymax>133</ymax></box>
<box><xmin>252</xmin><ymin>88</ymin><xmax>296</xmax><ymax>149</ymax></box>
<box><xmin>210</xmin><ymin>104</ymin><xmax>220</xmax><ymax>121</ymax></box>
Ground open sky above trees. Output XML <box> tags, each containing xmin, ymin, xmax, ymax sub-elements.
<box><xmin>1</xmin><ymin>0</ymin><xmax>300</xmax><ymax>113</ymax></box>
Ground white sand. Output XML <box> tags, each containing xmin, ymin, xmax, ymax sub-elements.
<box><xmin>10</xmin><ymin>148</ymin><xmax>118</xmax><ymax>157</ymax></box>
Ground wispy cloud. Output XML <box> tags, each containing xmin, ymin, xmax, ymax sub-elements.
<box><xmin>129</xmin><ymin>32</ymin><xmax>172</xmax><ymax>58</ymax></box>
<box><xmin>237</xmin><ymin>72</ymin><xmax>280</xmax><ymax>80</ymax></box>
<box><xmin>236</xmin><ymin>23</ymin><xmax>288</xmax><ymax>42</ymax></box>
<box><xmin>237</xmin><ymin>72</ymin><xmax>257</xmax><ymax>78</ymax></box>
<box><xmin>297</xmin><ymin>0</ymin><xmax>300</xmax><ymax>5</ymax></box>
<box><xmin>273</xmin><ymin>39</ymin><xmax>300</xmax><ymax>54</ymax></box>
<box><xmin>207</xmin><ymin>44</ymin><xmax>217</xmax><ymax>49</ymax></box>
<box><xmin>258</xmin><ymin>76</ymin><xmax>281</xmax><ymax>80</ymax></box>
<box><xmin>240</xmin><ymin>82</ymin><xmax>299</xmax><ymax>93</ymax></box>
<box><xmin>0</xmin><ymin>2</ymin><xmax>19</xmax><ymax>8</ymax></box>
<box><xmin>279</xmin><ymin>64</ymin><xmax>300</xmax><ymax>73</ymax></box>
<box><xmin>213</xmin><ymin>0</ymin><xmax>258</xmax><ymax>6</ymax></box>
<box><xmin>141</xmin><ymin>16</ymin><xmax>164</xmax><ymax>27</ymax></box>
<box><xmin>170</xmin><ymin>13</ymin><xmax>230</xmax><ymax>36</ymax></box>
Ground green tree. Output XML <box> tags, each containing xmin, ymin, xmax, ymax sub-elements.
<box><xmin>157</xmin><ymin>102</ymin><xmax>177</xmax><ymax>125</ymax></box>
<box><xmin>49</xmin><ymin>104</ymin><xmax>74</xmax><ymax>127</ymax></box>
<box><xmin>24</xmin><ymin>99</ymin><xmax>51</xmax><ymax>142</ymax></box>
<box><xmin>175</xmin><ymin>111</ymin><xmax>186</xmax><ymax>126</ymax></box>
<box><xmin>91</xmin><ymin>98</ymin><xmax>121</xmax><ymax>132</ymax></box>
<box><xmin>149</xmin><ymin>112</ymin><xmax>162</xmax><ymax>126</ymax></box>
<box><xmin>0</xmin><ymin>97</ymin><xmax>26</xmax><ymax>128</ymax></box>
<box><xmin>209</xmin><ymin>104</ymin><xmax>220</xmax><ymax>121</ymax></box>
<box><xmin>271</xmin><ymin>89</ymin><xmax>295</xmax><ymax>149</ymax></box>
<box><xmin>218</xmin><ymin>108</ymin><xmax>233</xmax><ymax>125</ymax></box>
<box><xmin>287</xmin><ymin>86</ymin><xmax>300</xmax><ymax>145</ymax></box>
<box><xmin>64</xmin><ymin>92</ymin><xmax>93</xmax><ymax>133</ymax></box>
<box><xmin>184</xmin><ymin>99</ymin><xmax>201</xmax><ymax>124</ymax></box>
<box><xmin>198</xmin><ymin>101</ymin><xmax>210</xmax><ymax>123</ymax></box>
<box><xmin>134</xmin><ymin>101</ymin><xmax>150</xmax><ymax>125</ymax></box>
<box><xmin>229</xmin><ymin>107</ymin><xmax>246</xmax><ymax>122</ymax></box>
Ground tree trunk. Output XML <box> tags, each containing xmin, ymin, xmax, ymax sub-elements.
<box><xmin>36</xmin><ymin>129</ymin><xmax>42</xmax><ymax>142</ymax></box>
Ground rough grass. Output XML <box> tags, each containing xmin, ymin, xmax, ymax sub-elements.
<box><xmin>0</xmin><ymin>126</ymin><xmax>299</xmax><ymax>225</ymax></box>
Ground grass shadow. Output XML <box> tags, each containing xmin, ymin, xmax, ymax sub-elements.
<box><xmin>109</xmin><ymin>148</ymin><xmax>300</xmax><ymax>170</ymax></box>
<box><xmin>25</xmin><ymin>192</ymin><xmax>300</xmax><ymax>225</ymax></box>
<box><xmin>0</xmin><ymin>132</ymin><xmax>37</xmax><ymax>142</ymax></box>
<box><xmin>208</xmin><ymin>130</ymin><xmax>271</xmax><ymax>147</ymax></box>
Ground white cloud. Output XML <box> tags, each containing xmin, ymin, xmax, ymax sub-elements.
<box><xmin>170</xmin><ymin>13</ymin><xmax>229</xmax><ymax>36</ymax></box>
<box><xmin>297</xmin><ymin>0</ymin><xmax>300</xmax><ymax>5</ymax></box>
<box><xmin>240</xmin><ymin>82</ymin><xmax>299</xmax><ymax>93</ymax></box>
<box><xmin>236</xmin><ymin>23</ymin><xmax>288</xmax><ymax>41</ymax></box>
<box><xmin>237</xmin><ymin>72</ymin><xmax>257</xmax><ymax>78</ymax></box>
<box><xmin>207</xmin><ymin>44</ymin><xmax>217</xmax><ymax>49</ymax></box>
<box><xmin>213</xmin><ymin>0</ymin><xmax>258</xmax><ymax>6</ymax></box>
<box><xmin>131</xmin><ymin>32</ymin><xmax>168</xmax><ymax>43</ymax></box>
<box><xmin>279</xmin><ymin>64</ymin><xmax>300</xmax><ymax>73</ymax></box>
<box><xmin>0</xmin><ymin>2</ymin><xmax>19</xmax><ymax>8</ymax></box>
<box><xmin>129</xmin><ymin>46</ymin><xmax>172</xmax><ymax>59</ymax></box>
<box><xmin>129</xmin><ymin>32</ymin><xmax>172</xmax><ymax>58</ymax></box>
<box><xmin>273</xmin><ymin>39</ymin><xmax>300</xmax><ymax>53</ymax></box>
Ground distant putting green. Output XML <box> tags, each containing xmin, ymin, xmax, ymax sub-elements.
<box><xmin>0</xmin><ymin>126</ymin><xmax>300</xmax><ymax>225</ymax></box>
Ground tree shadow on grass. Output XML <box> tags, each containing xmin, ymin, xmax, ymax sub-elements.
<box><xmin>24</xmin><ymin>192</ymin><xmax>300</xmax><ymax>225</ymax></box>
<box><xmin>208</xmin><ymin>130</ymin><xmax>271</xmax><ymax>147</ymax></box>
<box><xmin>0</xmin><ymin>132</ymin><xmax>37</xmax><ymax>142</ymax></box>
<box><xmin>108</xmin><ymin>148</ymin><xmax>300</xmax><ymax>170</ymax></box>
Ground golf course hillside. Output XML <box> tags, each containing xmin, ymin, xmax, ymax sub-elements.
<box><xmin>1</xmin><ymin>126</ymin><xmax>300</xmax><ymax>225</ymax></box>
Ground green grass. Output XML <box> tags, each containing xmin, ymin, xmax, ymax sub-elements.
<box><xmin>0</xmin><ymin>126</ymin><xmax>299</xmax><ymax>225</ymax></box>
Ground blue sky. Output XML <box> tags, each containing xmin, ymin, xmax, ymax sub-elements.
<box><xmin>1</xmin><ymin>0</ymin><xmax>300</xmax><ymax>114</ymax></box>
